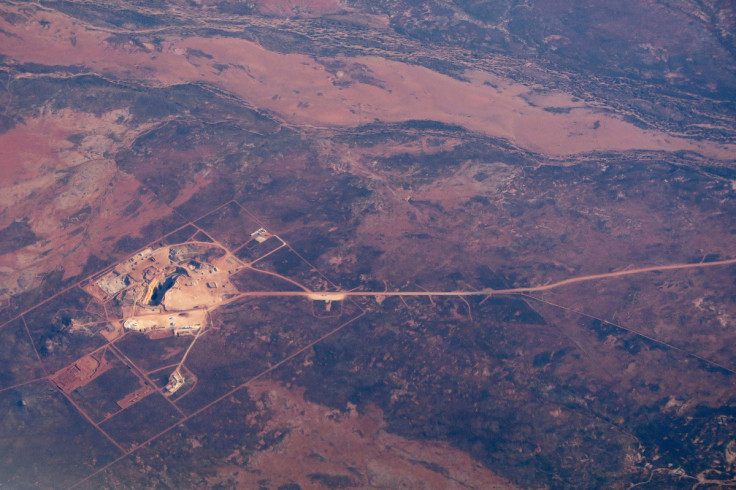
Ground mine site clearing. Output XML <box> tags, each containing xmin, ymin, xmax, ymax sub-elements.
<box><xmin>64</xmin><ymin>217</ymin><xmax>736</xmax><ymax>408</ymax></box>
<box><xmin>4</xmin><ymin>197</ymin><xmax>735</xmax><ymax>489</ymax></box>
<box><xmin>5</xmin><ymin>195</ymin><xmax>732</xmax><ymax>472</ymax></box>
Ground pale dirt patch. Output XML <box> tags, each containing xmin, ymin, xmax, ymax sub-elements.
<box><xmin>0</xmin><ymin>112</ymin><xmax>75</xmax><ymax>189</ymax></box>
<box><xmin>0</xmin><ymin>108</ymin><xmax>137</xmax><ymax>215</ymax></box>
<box><xmin>412</xmin><ymin>160</ymin><xmax>518</xmax><ymax>209</ymax></box>
<box><xmin>124</xmin><ymin>309</ymin><xmax>208</xmax><ymax>333</ymax></box>
<box><xmin>0</xmin><ymin>108</ymin><xmax>174</xmax><ymax>301</ymax></box>
<box><xmin>1</xmin><ymin>7</ymin><xmax>733</xmax><ymax>159</ymax></box>
<box><xmin>208</xmin><ymin>380</ymin><xmax>515</xmax><ymax>489</ymax></box>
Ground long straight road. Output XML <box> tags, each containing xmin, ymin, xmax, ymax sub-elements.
<box><xmin>205</xmin><ymin>256</ymin><xmax>736</xmax><ymax>303</ymax></box>
<box><xmin>481</xmin><ymin>257</ymin><xmax>736</xmax><ymax>295</ymax></box>
<box><xmin>117</xmin><ymin>257</ymin><xmax>736</xmax><ymax>317</ymax></box>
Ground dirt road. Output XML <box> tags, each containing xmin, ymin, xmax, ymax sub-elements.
<box><xmin>199</xmin><ymin>256</ymin><xmax>736</xmax><ymax>303</ymax></box>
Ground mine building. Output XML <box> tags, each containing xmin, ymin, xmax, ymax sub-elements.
<box><xmin>165</xmin><ymin>370</ymin><xmax>185</xmax><ymax>394</ymax></box>
<box><xmin>250</xmin><ymin>227</ymin><xmax>269</xmax><ymax>243</ymax></box>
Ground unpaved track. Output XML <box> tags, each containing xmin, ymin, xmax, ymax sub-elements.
<box><xmin>201</xmin><ymin>257</ymin><xmax>736</xmax><ymax>302</ymax></box>
<box><xmin>116</xmin><ymin>257</ymin><xmax>736</xmax><ymax>310</ymax></box>
<box><xmin>484</xmin><ymin>257</ymin><xmax>736</xmax><ymax>295</ymax></box>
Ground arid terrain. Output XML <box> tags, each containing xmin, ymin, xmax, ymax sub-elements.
<box><xmin>1</xmin><ymin>0</ymin><xmax>735</xmax><ymax>488</ymax></box>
